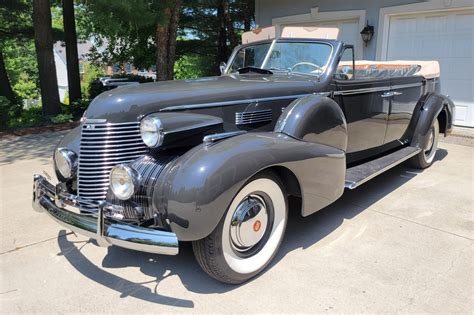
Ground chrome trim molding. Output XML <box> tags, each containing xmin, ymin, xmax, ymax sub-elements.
<box><xmin>161</xmin><ymin>83</ymin><xmax>424</xmax><ymax>112</ymax></box>
<box><xmin>160</xmin><ymin>94</ymin><xmax>311</xmax><ymax>111</ymax></box>
<box><xmin>235</xmin><ymin>109</ymin><xmax>273</xmax><ymax>125</ymax></box>
<box><xmin>203</xmin><ymin>131</ymin><xmax>247</xmax><ymax>144</ymax></box>
<box><xmin>33</xmin><ymin>174</ymin><xmax>179</xmax><ymax>255</ymax></box>
<box><xmin>344</xmin><ymin>147</ymin><xmax>421</xmax><ymax>189</ymax></box>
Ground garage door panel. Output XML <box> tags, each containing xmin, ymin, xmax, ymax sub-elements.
<box><xmin>455</xmin><ymin>13</ymin><xmax>474</xmax><ymax>30</ymax></box>
<box><xmin>423</xmin><ymin>15</ymin><xmax>448</xmax><ymax>32</ymax></box>
<box><xmin>387</xmin><ymin>10</ymin><xmax>474</xmax><ymax>127</ymax></box>
<box><xmin>451</xmin><ymin>36</ymin><xmax>473</xmax><ymax>57</ymax></box>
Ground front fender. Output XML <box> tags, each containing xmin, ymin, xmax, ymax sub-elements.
<box><xmin>155</xmin><ymin>132</ymin><xmax>345</xmax><ymax>241</ymax></box>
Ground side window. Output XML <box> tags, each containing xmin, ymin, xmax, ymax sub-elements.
<box><xmin>335</xmin><ymin>46</ymin><xmax>355</xmax><ymax>80</ymax></box>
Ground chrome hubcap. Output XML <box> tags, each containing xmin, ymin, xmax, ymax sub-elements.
<box><xmin>424</xmin><ymin>127</ymin><xmax>435</xmax><ymax>155</ymax></box>
<box><xmin>230</xmin><ymin>195</ymin><xmax>268</xmax><ymax>252</ymax></box>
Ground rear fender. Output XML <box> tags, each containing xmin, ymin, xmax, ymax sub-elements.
<box><xmin>408</xmin><ymin>93</ymin><xmax>454</xmax><ymax>149</ymax></box>
<box><xmin>154</xmin><ymin>132</ymin><xmax>345</xmax><ymax>241</ymax></box>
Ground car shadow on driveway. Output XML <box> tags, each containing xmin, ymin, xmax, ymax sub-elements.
<box><xmin>56</xmin><ymin>149</ymin><xmax>448</xmax><ymax>308</ymax></box>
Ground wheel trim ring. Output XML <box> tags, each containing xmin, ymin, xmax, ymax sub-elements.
<box><xmin>424</xmin><ymin>124</ymin><xmax>438</xmax><ymax>163</ymax></box>
<box><xmin>221</xmin><ymin>178</ymin><xmax>286</xmax><ymax>274</ymax></box>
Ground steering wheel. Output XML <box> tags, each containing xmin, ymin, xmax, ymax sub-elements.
<box><xmin>290</xmin><ymin>62</ymin><xmax>323</xmax><ymax>74</ymax></box>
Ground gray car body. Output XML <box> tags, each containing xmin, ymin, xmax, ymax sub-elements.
<box><xmin>56</xmin><ymin>38</ymin><xmax>454</xmax><ymax>241</ymax></box>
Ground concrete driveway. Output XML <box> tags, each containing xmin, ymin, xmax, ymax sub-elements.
<box><xmin>0</xmin><ymin>131</ymin><xmax>472</xmax><ymax>313</ymax></box>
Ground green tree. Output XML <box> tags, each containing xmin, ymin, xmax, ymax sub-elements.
<box><xmin>0</xmin><ymin>0</ymin><xmax>33</xmax><ymax>104</ymax></box>
<box><xmin>78</xmin><ymin>0</ymin><xmax>183</xmax><ymax>80</ymax></box>
<box><xmin>180</xmin><ymin>0</ymin><xmax>255</xmax><ymax>75</ymax></box>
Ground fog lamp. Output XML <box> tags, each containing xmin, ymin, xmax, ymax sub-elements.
<box><xmin>109</xmin><ymin>165</ymin><xmax>140</xmax><ymax>200</ymax></box>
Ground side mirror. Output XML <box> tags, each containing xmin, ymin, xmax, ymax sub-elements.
<box><xmin>219</xmin><ymin>62</ymin><xmax>227</xmax><ymax>74</ymax></box>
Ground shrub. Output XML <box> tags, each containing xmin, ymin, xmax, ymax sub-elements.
<box><xmin>50</xmin><ymin>113</ymin><xmax>74</xmax><ymax>124</ymax></box>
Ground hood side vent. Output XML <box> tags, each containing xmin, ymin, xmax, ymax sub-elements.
<box><xmin>235</xmin><ymin>109</ymin><xmax>273</xmax><ymax>125</ymax></box>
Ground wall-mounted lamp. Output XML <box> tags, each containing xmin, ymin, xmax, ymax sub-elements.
<box><xmin>360</xmin><ymin>21</ymin><xmax>374</xmax><ymax>47</ymax></box>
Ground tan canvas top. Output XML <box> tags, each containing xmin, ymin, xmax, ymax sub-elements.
<box><xmin>241</xmin><ymin>26</ymin><xmax>277</xmax><ymax>44</ymax></box>
<box><xmin>339</xmin><ymin>60</ymin><xmax>440</xmax><ymax>79</ymax></box>
<box><xmin>241</xmin><ymin>26</ymin><xmax>339</xmax><ymax>44</ymax></box>
<box><xmin>280</xmin><ymin>26</ymin><xmax>339</xmax><ymax>40</ymax></box>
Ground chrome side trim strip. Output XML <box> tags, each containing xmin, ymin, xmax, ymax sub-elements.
<box><xmin>160</xmin><ymin>94</ymin><xmax>311</xmax><ymax>111</ymax></box>
<box><xmin>334</xmin><ymin>82</ymin><xmax>423</xmax><ymax>96</ymax></box>
<box><xmin>334</xmin><ymin>86</ymin><xmax>390</xmax><ymax>96</ymax></box>
<box><xmin>391</xmin><ymin>82</ymin><xmax>424</xmax><ymax>90</ymax></box>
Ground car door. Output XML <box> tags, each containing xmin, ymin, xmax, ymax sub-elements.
<box><xmin>384</xmin><ymin>76</ymin><xmax>424</xmax><ymax>143</ymax></box>
<box><xmin>333</xmin><ymin>78</ymin><xmax>390</xmax><ymax>159</ymax></box>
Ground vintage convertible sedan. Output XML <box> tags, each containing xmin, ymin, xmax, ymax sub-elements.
<box><xmin>33</xmin><ymin>27</ymin><xmax>454</xmax><ymax>284</ymax></box>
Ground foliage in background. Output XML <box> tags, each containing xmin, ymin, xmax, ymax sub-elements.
<box><xmin>3</xmin><ymin>40</ymin><xmax>39</xmax><ymax>100</ymax></box>
<box><xmin>80</xmin><ymin>62</ymin><xmax>106</xmax><ymax>97</ymax></box>
<box><xmin>174</xmin><ymin>53</ymin><xmax>212</xmax><ymax>80</ymax></box>
<box><xmin>1</xmin><ymin>0</ymin><xmax>256</xmax><ymax>131</ymax></box>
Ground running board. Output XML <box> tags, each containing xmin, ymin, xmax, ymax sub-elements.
<box><xmin>345</xmin><ymin>146</ymin><xmax>421</xmax><ymax>189</ymax></box>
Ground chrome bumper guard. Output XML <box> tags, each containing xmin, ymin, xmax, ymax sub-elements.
<box><xmin>32</xmin><ymin>174</ymin><xmax>178</xmax><ymax>255</ymax></box>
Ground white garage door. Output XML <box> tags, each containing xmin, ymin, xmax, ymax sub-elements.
<box><xmin>386</xmin><ymin>10</ymin><xmax>474</xmax><ymax>127</ymax></box>
<box><xmin>285</xmin><ymin>18</ymin><xmax>362</xmax><ymax>59</ymax></box>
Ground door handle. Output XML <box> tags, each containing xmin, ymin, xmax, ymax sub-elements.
<box><xmin>381</xmin><ymin>91</ymin><xmax>403</xmax><ymax>98</ymax></box>
<box><xmin>381</xmin><ymin>92</ymin><xmax>394</xmax><ymax>98</ymax></box>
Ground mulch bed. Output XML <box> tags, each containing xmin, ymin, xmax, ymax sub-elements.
<box><xmin>0</xmin><ymin>121</ymin><xmax>80</xmax><ymax>140</ymax></box>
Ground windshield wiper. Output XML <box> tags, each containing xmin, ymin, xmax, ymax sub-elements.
<box><xmin>237</xmin><ymin>66</ymin><xmax>273</xmax><ymax>75</ymax></box>
<box><xmin>267</xmin><ymin>67</ymin><xmax>289</xmax><ymax>72</ymax></box>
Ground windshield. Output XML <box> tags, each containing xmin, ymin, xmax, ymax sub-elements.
<box><xmin>227</xmin><ymin>41</ymin><xmax>333</xmax><ymax>76</ymax></box>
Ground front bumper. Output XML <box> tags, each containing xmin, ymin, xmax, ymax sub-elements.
<box><xmin>32</xmin><ymin>175</ymin><xmax>179</xmax><ymax>255</ymax></box>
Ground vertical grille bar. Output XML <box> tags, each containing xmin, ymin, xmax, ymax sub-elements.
<box><xmin>77</xmin><ymin>122</ymin><xmax>147</xmax><ymax>212</ymax></box>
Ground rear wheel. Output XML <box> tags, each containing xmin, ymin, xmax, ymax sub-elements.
<box><xmin>410</xmin><ymin>119</ymin><xmax>439</xmax><ymax>169</ymax></box>
<box><xmin>192</xmin><ymin>171</ymin><xmax>287</xmax><ymax>284</ymax></box>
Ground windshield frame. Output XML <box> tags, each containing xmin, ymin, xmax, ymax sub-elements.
<box><xmin>224</xmin><ymin>39</ymin><xmax>335</xmax><ymax>77</ymax></box>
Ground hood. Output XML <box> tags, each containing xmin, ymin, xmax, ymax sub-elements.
<box><xmin>84</xmin><ymin>73</ymin><xmax>317</xmax><ymax>123</ymax></box>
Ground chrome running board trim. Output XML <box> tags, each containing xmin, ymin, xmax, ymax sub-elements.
<box><xmin>345</xmin><ymin>146</ymin><xmax>421</xmax><ymax>190</ymax></box>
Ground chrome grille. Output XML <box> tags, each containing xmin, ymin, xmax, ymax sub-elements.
<box><xmin>235</xmin><ymin>109</ymin><xmax>273</xmax><ymax>125</ymax></box>
<box><xmin>77</xmin><ymin>122</ymin><xmax>147</xmax><ymax>212</ymax></box>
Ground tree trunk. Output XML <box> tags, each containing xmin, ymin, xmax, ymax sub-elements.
<box><xmin>62</xmin><ymin>0</ymin><xmax>81</xmax><ymax>103</ymax></box>
<box><xmin>155</xmin><ymin>19</ymin><xmax>169</xmax><ymax>81</ymax></box>
<box><xmin>155</xmin><ymin>1</ymin><xmax>182</xmax><ymax>81</ymax></box>
<box><xmin>0</xmin><ymin>50</ymin><xmax>17</xmax><ymax>104</ymax></box>
<box><xmin>33</xmin><ymin>0</ymin><xmax>61</xmax><ymax>116</ymax></box>
<box><xmin>166</xmin><ymin>0</ymin><xmax>182</xmax><ymax>80</ymax></box>
<box><xmin>216</xmin><ymin>0</ymin><xmax>228</xmax><ymax>67</ymax></box>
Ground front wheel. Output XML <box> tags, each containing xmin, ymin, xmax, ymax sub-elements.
<box><xmin>410</xmin><ymin>119</ymin><xmax>439</xmax><ymax>169</ymax></box>
<box><xmin>192</xmin><ymin>171</ymin><xmax>288</xmax><ymax>284</ymax></box>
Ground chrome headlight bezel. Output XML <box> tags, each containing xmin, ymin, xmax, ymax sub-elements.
<box><xmin>54</xmin><ymin>148</ymin><xmax>77</xmax><ymax>180</ymax></box>
<box><xmin>109</xmin><ymin>164</ymin><xmax>141</xmax><ymax>200</ymax></box>
<box><xmin>140</xmin><ymin>116</ymin><xmax>164</xmax><ymax>148</ymax></box>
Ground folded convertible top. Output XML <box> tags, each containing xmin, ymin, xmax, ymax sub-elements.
<box><xmin>338</xmin><ymin>60</ymin><xmax>440</xmax><ymax>79</ymax></box>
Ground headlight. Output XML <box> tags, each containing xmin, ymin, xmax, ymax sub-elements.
<box><xmin>54</xmin><ymin>148</ymin><xmax>77</xmax><ymax>179</ymax></box>
<box><xmin>109</xmin><ymin>165</ymin><xmax>140</xmax><ymax>200</ymax></box>
<box><xmin>140</xmin><ymin>116</ymin><xmax>164</xmax><ymax>148</ymax></box>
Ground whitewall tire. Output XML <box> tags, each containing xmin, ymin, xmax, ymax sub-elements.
<box><xmin>193</xmin><ymin>171</ymin><xmax>288</xmax><ymax>284</ymax></box>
